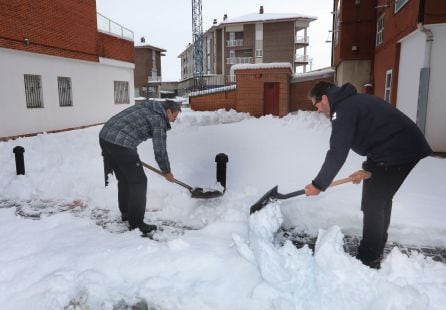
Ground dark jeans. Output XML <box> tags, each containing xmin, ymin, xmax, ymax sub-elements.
<box><xmin>99</xmin><ymin>138</ymin><xmax>147</xmax><ymax>228</ymax></box>
<box><xmin>357</xmin><ymin>160</ymin><xmax>417</xmax><ymax>262</ymax></box>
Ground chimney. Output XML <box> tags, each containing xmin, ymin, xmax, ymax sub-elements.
<box><xmin>259</xmin><ymin>6</ymin><xmax>264</xmax><ymax>14</ymax></box>
<box><xmin>223</xmin><ymin>14</ymin><xmax>227</xmax><ymax>20</ymax></box>
<box><xmin>213</xmin><ymin>19</ymin><xmax>217</xmax><ymax>25</ymax></box>
<box><xmin>140</xmin><ymin>37</ymin><xmax>145</xmax><ymax>43</ymax></box>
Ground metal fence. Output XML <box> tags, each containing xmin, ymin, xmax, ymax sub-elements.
<box><xmin>97</xmin><ymin>13</ymin><xmax>134</xmax><ymax>41</ymax></box>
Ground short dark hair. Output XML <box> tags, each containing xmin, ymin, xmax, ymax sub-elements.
<box><xmin>308</xmin><ymin>81</ymin><xmax>335</xmax><ymax>102</ymax></box>
<box><xmin>162</xmin><ymin>99</ymin><xmax>182</xmax><ymax>113</ymax></box>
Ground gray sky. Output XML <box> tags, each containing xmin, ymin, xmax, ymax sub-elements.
<box><xmin>96</xmin><ymin>0</ymin><xmax>334</xmax><ymax>81</ymax></box>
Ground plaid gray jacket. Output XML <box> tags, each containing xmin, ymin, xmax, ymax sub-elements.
<box><xmin>99</xmin><ymin>100</ymin><xmax>172</xmax><ymax>173</ymax></box>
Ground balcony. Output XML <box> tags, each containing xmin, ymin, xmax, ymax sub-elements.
<box><xmin>148</xmin><ymin>76</ymin><xmax>162</xmax><ymax>84</ymax></box>
<box><xmin>295</xmin><ymin>55</ymin><xmax>309</xmax><ymax>63</ymax></box>
<box><xmin>226</xmin><ymin>57</ymin><xmax>253</xmax><ymax>65</ymax></box>
<box><xmin>97</xmin><ymin>12</ymin><xmax>134</xmax><ymax>42</ymax></box>
<box><xmin>295</xmin><ymin>36</ymin><xmax>309</xmax><ymax>44</ymax></box>
<box><xmin>226</xmin><ymin>39</ymin><xmax>244</xmax><ymax>47</ymax></box>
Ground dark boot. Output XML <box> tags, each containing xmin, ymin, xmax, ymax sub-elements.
<box><xmin>356</xmin><ymin>254</ymin><xmax>382</xmax><ymax>269</ymax></box>
<box><xmin>130</xmin><ymin>222</ymin><xmax>157</xmax><ymax>235</ymax></box>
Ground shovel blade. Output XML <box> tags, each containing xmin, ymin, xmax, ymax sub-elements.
<box><xmin>190</xmin><ymin>187</ymin><xmax>224</xmax><ymax>199</ymax></box>
<box><xmin>249</xmin><ymin>186</ymin><xmax>279</xmax><ymax>215</ymax></box>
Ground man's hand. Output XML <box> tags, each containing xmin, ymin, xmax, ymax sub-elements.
<box><xmin>305</xmin><ymin>183</ymin><xmax>321</xmax><ymax>196</ymax></box>
<box><xmin>349</xmin><ymin>170</ymin><xmax>372</xmax><ymax>184</ymax></box>
<box><xmin>164</xmin><ymin>173</ymin><xmax>175</xmax><ymax>182</ymax></box>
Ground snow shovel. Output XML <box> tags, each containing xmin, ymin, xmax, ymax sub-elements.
<box><xmin>141</xmin><ymin>161</ymin><xmax>224</xmax><ymax>199</ymax></box>
<box><xmin>250</xmin><ymin>170</ymin><xmax>371</xmax><ymax>214</ymax></box>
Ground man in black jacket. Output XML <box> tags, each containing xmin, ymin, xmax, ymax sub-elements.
<box><xmin>99</xmin><ymin>99</ymin><xmax>181</xmax><ymax>235</ymax></box>
<box><xmin>305</xmin><ymin>82</ymin><xmax>432</xmax><ymax>269</ymax></box>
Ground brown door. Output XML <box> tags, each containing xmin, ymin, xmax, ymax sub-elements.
<box><xmin>263</xmin><ymin>82</ymin><xmax>279</xmax><ymax>115</ymax></box>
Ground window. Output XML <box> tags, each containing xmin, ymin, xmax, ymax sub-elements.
<box><xmin>395</xmin><ymin>0</ymin><xmax>409</xmax><ymax>13</ymax></box>
<box><xmin>114</xmin><ymin>81</ymin><xmax>129</xmax><ymax>104</ymax></box>
<box><xmin>255</xmin><ymin>49</ymin><xmax>263</xmax><ymax>58</ymax></box>
<box><xmin>384</xmin><ymin>70</ymin><xmax>392</xmax><ymax>102</ymax></box>
<box><xmin>376</xmin><ymin>14</ymin><xmax>384</xmax><ymax>46</ymax></box>
<box><xmin>24</xmin><ymin>74</ymin><xmax>44</xmax><ymax>108</ymax></box>
<box><xmin>57</xmin><ymin>77</ymin><xmax>73</xmax><ymax>107</ymax></box>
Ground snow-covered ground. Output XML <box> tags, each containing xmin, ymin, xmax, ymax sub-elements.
<box><xmin>1</xmin><ymin>109</ymin><xmax>445</xmax><ymax>309</ymax></box>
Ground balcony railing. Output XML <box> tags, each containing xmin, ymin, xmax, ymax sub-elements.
<box><xmin>295</xmin><ymin>36</ymin><xmax>309</xmax><ymax>44</ymax></box>
<box><xmin>97</xmin><ymin>12</ymin><xmax>134</xmax><ymax>42</ymax></box>
<box><xmin>226</xmin><ymin>57</ymin><xmax>253</xmax><ymax>65</ymax></box>
<box><xmin>226</xmin><ymin>39</ymin><xmax>243</xmax><ymax>47</ymax></box>
<box><xmin>148</xmin><ymin>76</ymin><xmax>162</xmax><ymax>83</ymax></box>
<box><xmin>295</xmin><ymin>55</ymin><xmax>309</xmax><ymax>63</ymax></box>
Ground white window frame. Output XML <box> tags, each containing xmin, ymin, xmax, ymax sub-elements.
<box><xmin>384</xmin><ymin>69</ymin><xmax>392</xmax><ymax>102</ymax></box>
<box><xmin>376</xmin><ymin>14</ymin><xmax>384</xmax><ymax>46</ymax></box>
<box><xmin>24</xmin><ymin>74</ymin><xmax>44</xmax><ymax>108</ymax></box>
<box><xmin>57</xmin><ymin>76</ymin><xmax>73</xmax><ymax>107</ymax></box>
<box><xmin>395</xmin><ymin>0</ymin><xmax>409</xmax><ymax>13</ymax></box>
<box><xmin>114</xmin><ymin>81</ymin><xmax>130</xmax><ymax>104</ymax></box>
<box><xmin>255</xmin><ymin>49</ymin><xmax>263</xmax><ymax>58</ymax></box>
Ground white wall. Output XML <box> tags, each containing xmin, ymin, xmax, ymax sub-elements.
<box><xmin>0</xmin><ymin>48</ymin><xmax>135</xmax><ymax>138</ymax></box>
<box><xmin>397</xmin><ymin>24</ymin><xmax>446</xmax><ymax>152</ymax></box>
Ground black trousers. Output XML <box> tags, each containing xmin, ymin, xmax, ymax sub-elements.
<box><xmin>357</xmin><ymin>161</ymin><xmax>417</xmax><ymax>262</ymax></box>
<box><xmin>99</xmin><ymin>138</ymin><xmax>147</xmax><ymax>228</ymax></box>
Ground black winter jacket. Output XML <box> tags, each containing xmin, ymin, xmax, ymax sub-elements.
<box><xmin>312</xmin><ymin>83</ymin><xmax>432</xmax><ymax>191</ymax></box>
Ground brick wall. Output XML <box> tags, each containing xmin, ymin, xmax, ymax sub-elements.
<box><xmin>0</xmin><ymin>0</ymin><xmax>98</xmax><ymax>61</ymax></box>
<box><xmin>0</xmin><ymin>0</ymin><xmax>134</xmax><ymax>63</ymax></box>
<box><xmin>97</xmin><ymin>32</ymin><xmax>134</xmax><ymax>63</ymax></box>
<box><xmin>290</xmin><ymin>76</ymin><xmax>335</xmax><ymax>111</ymax></box>
<box><xmin>263</xmin><ymin>22</ymin><xmax>294</xmax><ymax>64</ymax></box>
<box><xmin>236</xmin><ymin>68</ymin><xmax>291</xmax><ymax>117</ymax></box>
<box><xmin>134</xmin><ymin>48</ymin><xmax>152</xmax><ymax>87</ymax></box>
<box><xmin>190</xmin><ymin>90</ymin><xmax>236</xmax><ymax>111</ymax></box>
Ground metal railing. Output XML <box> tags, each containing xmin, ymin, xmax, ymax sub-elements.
<box><xmin>295</xmin><ymin>55</ymin><xmax>309</xmax><ymax>62</ymax></box>
<box><xmin>295</xmin><ymin>36</ymin><xmax>309</xmax><ymax>44</ymax></box>
<box><xmin>226</xmin><ymin>39</ymin><xmax>243</xmax><ymax>47</ymax></box>
<box><xmin>226</xmin><ymin>57</ymin><xmax>253</xmax><ymax>65</ymax></box>
<box><xmin>148</xmin><ymin>76</ymin><xmax>162</xmax><ymax>83</ymax></box>
<box><xmin>97</xmin><ymin>12</ymin><xmax>134</xmax><ymax>42</ymax></box>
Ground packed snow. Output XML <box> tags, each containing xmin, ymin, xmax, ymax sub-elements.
<box><xmin>1</xmin><ymin>109</ymin><xmax>445</xmax><ymax>309</ymax></box>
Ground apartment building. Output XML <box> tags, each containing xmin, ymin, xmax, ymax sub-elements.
<box><xmin>178</xmin><ymin>6</ymin><xmax>316</xmax><ymax>93</ymax></box>
<box><xmin>134</xmin><ymin>42</ymin><xmax>166</xmax><ymax>99</ymax></box>
<box><xmin>0</xmin><ymin>0</ymin><xmax>135</xmax><ymax>139</ymax></box>
<box><xmin>332</xmin><ymin>0</ymin><xmax>446</xmax><ymax>151</ymax></box>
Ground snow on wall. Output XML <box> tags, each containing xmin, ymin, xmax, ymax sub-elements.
<box><xmin>230</xmin><ymin>62</ymin><xmax>293</xmax><ymax>75</ymax></box>
<box><xmin>0</xmin><ymin>48</ymin><xmax>135</xmax><ymax>138</ymax></box>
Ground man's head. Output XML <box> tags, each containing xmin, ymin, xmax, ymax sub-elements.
<box><xmin>308</xmin><ymin>81</ymin><xmax>335</xmax><ymax>119</ymax></box>
<box><xmin>162</xmin><ymin>99</ymin><xmax>182</xmax><ymax>122</ymax></box>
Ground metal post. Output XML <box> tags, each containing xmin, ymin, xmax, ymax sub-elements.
<box><xmin>215</xmin><ymin>153</ymin><xmax>228</xmax><ymax>189</ymax></box>
<box><xmin>13</xmin><ymin>146</ymin><xmax>25</xmax><ymax>175</ymax></box>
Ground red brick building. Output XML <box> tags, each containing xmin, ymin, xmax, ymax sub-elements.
<box><xmin>332</xmin><ymin>0</ymin><xmax>446</xmax><ymax>151</ymax></box>
<box><xmin>189</xmin><ymin>64</ymin><xmax>335</xmax><ymax>117</ymax></box>
<box><xmin>134</xmin><ymin>44</ymin><xmax>166</xmax><ymax>99</ymax></box>
<box><xmin>0</xmin><ymin>0</ymin><xmax>135</xmax><ymax>139</ymax></box>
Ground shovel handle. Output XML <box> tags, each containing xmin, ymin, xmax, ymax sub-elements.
<box><xmin>329</xmin><ymin>170</ymin><xmax>372</xmax><ymax>187</ymax></box>
<box><xmin>140</xmin><ymin>161</ymin><xmax>193</xmax><ymax>191</ymax></box>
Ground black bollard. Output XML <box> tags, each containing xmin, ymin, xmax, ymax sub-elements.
<box><xmin>13</xmin><ymin>146</ymin><xmax>25</xmax><ymax>175</ymax></box>
<box><xmin>215</xmin><ymin>153</ymin><xmax>229</xmax><ymax>189</ymax></box>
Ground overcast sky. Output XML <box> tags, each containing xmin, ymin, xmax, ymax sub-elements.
<box><xmin>96</xmin><ymin>0</ymin><xmax>334</xmax><ymax>81</ymax></box>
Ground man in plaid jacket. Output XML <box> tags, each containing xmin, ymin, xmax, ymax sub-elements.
<box><xmin>99</xmin><ymin>99</ymin><xmax>181</xmax><ymax>234</ymax></box>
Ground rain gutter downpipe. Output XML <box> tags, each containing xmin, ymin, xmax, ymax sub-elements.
<box><xmin>416</xmin><ymin>0</ymin><xmax>433</xmax><ymax>134</ymax></box>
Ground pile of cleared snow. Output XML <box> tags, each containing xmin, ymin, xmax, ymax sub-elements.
<box><xmin>176</xmin><ymin>108</ymin><xmax>252</xmax><ymax>126</ymax></box>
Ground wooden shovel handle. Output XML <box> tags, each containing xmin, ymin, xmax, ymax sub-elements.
<box><xmin>329</xmin><ymin>170</ymin><xmax>371</xmax><ymax>187</ymax></box>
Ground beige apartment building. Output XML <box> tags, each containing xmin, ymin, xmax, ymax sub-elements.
<box><xmin>178</xmin><ymin>6</ymin><xmax>316</xmax><ymax>93</ymax></box>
